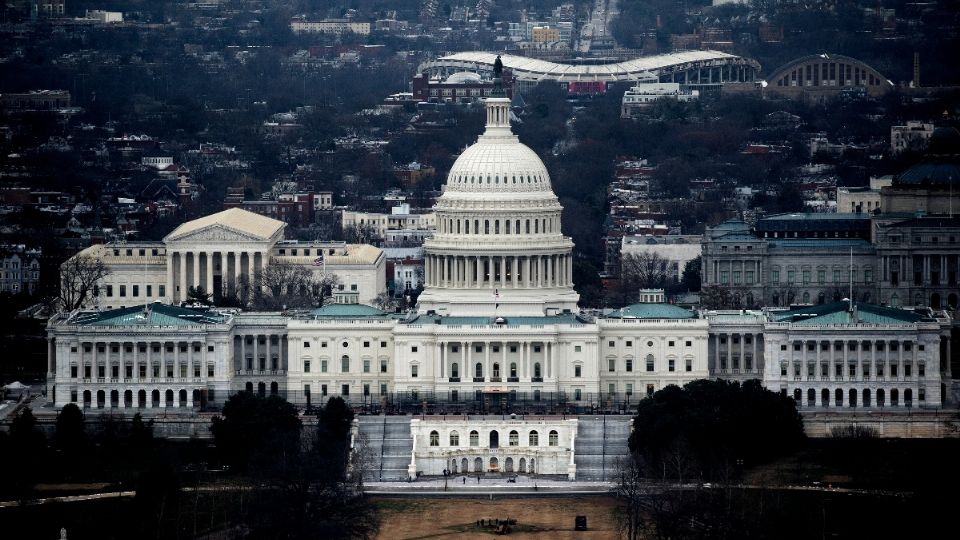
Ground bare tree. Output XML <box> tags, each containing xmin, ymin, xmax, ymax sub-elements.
<box><xmin>700</xmin><ymin>285</ymin><xmax>732</xmax><ymax>310</ymax></box>
<box><xmin>57</xmin><ymin>254</ymin><xmax>111</xmax><ymax>312</ymax></box>
<box><xmin>341</xmin><ymin>223</ymin><xmax>380</xmax><ymax>244</ymax></box>
<box><xmin>622</xmin><ymin>252</ymin><xmax>669</xmax><ymax>290</ymax></box>
<box><xmin>253</xmin><ymin>263</ymin><xmax>341</xmax><ymax>310</ymax></box>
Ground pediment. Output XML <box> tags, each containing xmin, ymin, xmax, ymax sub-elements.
<box><xmin>166</xmin><ymin>224</ymin><xmax>267</xmax><ymax>244</ymax></box>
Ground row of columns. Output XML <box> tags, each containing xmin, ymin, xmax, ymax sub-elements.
<box><xmin>424</xmin><ymin>254</ymin><xmax>573</xmax><ymax>289</ymax></box>
<box><xmin>74</xmin><ymin>340</ymin><xmax>213</xmax><ymax>383</ymax></box>
<box><xmin>785</xmin><ymin>339</ymin><xmax>927</xmax><ymax>383</ymax></box>
<box><xmin>235</xmin><ymin>334</ymin><xmax>288</xmax><ymax>374</ymax></box>
<box><xmin>168</xmin><ymin>250</ymin><xmax>264</xmax><ymax>303</ymax></box>
<box><xmin>436</xmin><ymin>341</ymin><xmax>553</xmax><ymax>381</ymax></box>
<box><xmin>711</xmin><ymin>332</ymin><xmax>762</xmax><ymax>373</ymax></box>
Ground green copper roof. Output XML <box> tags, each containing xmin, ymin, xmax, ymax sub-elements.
<box><xmin>607</xmin><ymin>303</ymin><xmax>696</xmax><ymax>320</ymax></box>
<box><xmin>309</xmin><ymin>303</ymin><xmax>390</xmax><ymax>318</ymax></box>
<box><xmin>72</xmin><ymin>304</ymin><xmax>228</xmax><ymax>326</ymax></box>
<box><xmin>772</xmin><ymin>301</ymin><xmax>923</xmax><ymax>325</ymax></box>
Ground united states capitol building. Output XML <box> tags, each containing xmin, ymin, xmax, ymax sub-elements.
<box><xmin>45</xmin><ymin>67</ymin><xmax>956</xmax><ymax>476</ymax></box>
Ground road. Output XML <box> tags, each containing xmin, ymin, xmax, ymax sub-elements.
<box><xmin>577</xmin><ymin>0</ymin><xmax>619</xmax><ymax>52</ymax></box>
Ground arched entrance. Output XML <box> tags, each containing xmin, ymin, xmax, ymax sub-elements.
<box><xmin>518</xmin><ymin>458</ymin><xmax>526</xmax><ymax>473</ymax></box>
<box><xmin>165</xmin><ymin>389</ymin><xmax>174</xmax><ymax>406</ymax></box>
<box><xmin>461</xmin><ymin>458</ymin><xmax>468</xmax><ymax>473</ymax></box>
<box><xmin>257</xmin><ymin>382</ymin><xmax>266</xmax><ymax>397</ymax></box>
<box><xmin>529</xmin><ymin>458</ymin><xmax>535</xmax><ymax>474</ymax></box>
<box><xmin>82</xmin><ymin>390</ymin><xmax>91</xmax><ymax>408</ymax></box>
<box><xmin>179</xmin><ymin>389</ymin><xmax>187</xmax><ymax>406</ymax></box>
<box><xmin>151</xmin><ymin>389</ymin><xmax>160</xmax><ymax>407</ymax></box>
<box><xmin>489</xmin><ymin>430</ymin><xmax>499</xmax><ymax>448</ymax></box>
<box><xmin>96</xmin><ymin>390</ymin><xmax>105</xmax><ymax>408</ymax></box>
<box><xmin>270</xmin><ymin>381</ymin><xmax>279</xmax><ymax>396</ymax></box>
<box><xmin>450</xmin><ymin>459</ymin><xmax>457</xmax><ymax>473</ymax></box>
<box><xmin>138</xmin><ymin>390</ymin><xmax>146</xmax><ymax>408</ymax></box>
<box><xmin>505</xmin><ymin>457</ymin><xmax>514</xmax><ymax>472</ymax></box>
<box><xmin>474</xmin><ymin>457</ymin><xmax>483</xmax><ymax>472</ymax></box>
<box><xmin>489</xmin><ymin>457</ymin><xmax>499</xmax><ymax>472</ymax></box>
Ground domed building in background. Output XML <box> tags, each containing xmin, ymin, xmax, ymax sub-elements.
<box><xmin>417</xmin><ymin>66</ymin><xmax>579</xmax><ymax>316</ymax></box>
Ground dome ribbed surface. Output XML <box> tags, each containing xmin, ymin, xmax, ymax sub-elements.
<box><xmin>445</xmin><ymin>135</ymin><xmax>553</xmax><ymax>194</ymax></box>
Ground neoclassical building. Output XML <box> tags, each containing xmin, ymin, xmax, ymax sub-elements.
<box><xmin>70</xmin><ymin>207</ymin><xmax>386</xmax><ymax>308</ymax></box>
<box><xmin>45</xmin><ymin>71</ymin><xmax>957</xmax><ymax>474</ymax></box>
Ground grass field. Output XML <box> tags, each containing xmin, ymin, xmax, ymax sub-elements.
<box><xmin>374</xmin><ymin>496</ymin><xmax>620</xmax><ymax>540</ymax></box>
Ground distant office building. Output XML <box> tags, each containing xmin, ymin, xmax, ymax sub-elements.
<box><xmin>0</xmin><ymin>245</ymin><xmax>41</xmax><ymax>294</ymax></box>
<box><xmin>891</xmin><ymin>121</ymin><xmax>934</xmax><ymax>154</ymax></box>
<box><xmin>0</xmin><ymin>90</ymin><xmax>71</xmax><ymax>111</ymax></box>
<box><xmin>412</xmin><ymin>70</ymin><xmax>514</xmax><ymax>103</ymax></box>
<box><xmin>836</xmin><ymin>176</ymin><xmax>893</xmax><ymax>214</ymax></box>
<box><xmin>621</xmin><ymin>80</ymin><xmax>699</xmax><ymax>118</ymax></box>
<box><xmin>290</xmin><ymin>18</ymin><xmax>371</xmax><ymax>35</ymax></box>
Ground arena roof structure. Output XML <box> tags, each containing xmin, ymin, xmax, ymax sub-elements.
<box><xmin>418</xmin><ymin>51</ymin><xmax>761</xmax><ymax>94</ymax></box>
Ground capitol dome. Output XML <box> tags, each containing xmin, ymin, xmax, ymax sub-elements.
<box><xmin>445</xmin><ymin>138</ymin><xmax>554</xmax><ymax>194</ymax></box>
<box><xmin>416</xmin><ymin>57</ymin><xmax>580</xmax><ymax>317</ymax></box>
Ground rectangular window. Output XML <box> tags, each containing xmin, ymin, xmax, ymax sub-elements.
<box><xmin>626</xmin><ymin>383</ymin><xmax>633</xmax><ymax>395</ymax></box>
<box><xmin>304</xmin><ymin>360</ymin><xmax>311</xmax><ymax>373</ymax></box>
<box><xmin>341</xmin><ymin>384</ymin><xmax>349</xmax><ymax>396</ymax></box>
<box><xmin>905</xmin><ymin>364</ymin><xmax>912</xmax><ymax>377</ymax></box>
<box><xmin>646</xmin><ymin>384</ymin><xmax>655</xmax><ymax>397</ymax></box>
<box><xmin>574</xmin><ymin>365</ymin><xmax>582</xmax><ymax>377</ymax></box>
<box><xmin>771</xmin><ymin>270</ymin><xmax>780</xmax><ymax>283</ymax></box>
<box><xmin>146</xmin><ymin>285</ymin><xmax>152</xmax><ymax>297</ymax></box>
<box><xmin>720</xmin><ymin>271</ymin><xmax>729</xmax><ymax>284</ymax></box>
<box><xmin>321</xmin><ymin>384</ymin><xmax>328</xmax><ymax>396</ymax></box>
<box><xmin>411</xmin><ymin>365</ymin><xmax>418</xmax><ymax>378</ymax></box>
<box><xmin>833</xmin><ymin>270</ymin><xmax>841</xmax><ymax>283</ymax></box>
<box><xmin>733</xmin><ymin>271</ymin><xmax>741</xmax><ymax>284</ymax></box>
<box><xmin>304</xmin><ymin>341</ymin><xmax>310</xmax><ymax>348</ymax></box>
<box><xmin>668</xmin><ymin>359</ymin><xmax>675</xmax><ymax>372</ymax></box>
<box><xmin>71</xmin><ymin>365</ymin><xmax>78</xmax><ymax>378</ymax></box>
<box><xmin>626</xmin><ymin>359</ymin><xmax>633</xmax><ymax>372</ymax></box>
<box><xmin>321</xmin><ymin>360</ymin><xmax>328</xmax><ymax>373</ymax></box>
<box><xmin>158</xmin><ymin>285</ymin><xmax>165</xmax><ymax>297</ymax></box>
<box><xmin>208</xmin><ymin>365</ymin><xmax>214</xmax><ymax>377</ymax></box>
<box><xmin>646</xmin><ymin>357</ymin><xmax>654</xmax><ymax>372</ymax></box>
<box><xmin>787</xmin><ymin>270</ymin><xmax>795</xmax><ymax>284</ymax></box>
<box><xmin>341</xmin><ymin>357</ymin><xmax>349</xmax><ymax>372</ymax></box>
<box><xmin>132</xmin><ymin>285</ymin><xmax>139</xmax><ymax>297</ymax></box>
<box><xmin>363</xmin><ymin>384</ymin><xmax>370</xmax><ymax>397</ymax></box>
<box><xmin>608</xmin><ymin>359</ymin><xmax>615</xmax><ymax>372</ymax></box>
<box><xmin>817</xmin><ymin>270</ymin><xmax>825</xmax><ymax>284</ymax></box>
<box><xmin>685</xmin><ymin>359</ymin><xmax>692</xmax><ymax>372</ymax></box>
<box><xmin>106</xmin><ymin>285</ymin><xmax>113</xmax><ymax>297</ymax></box>
<box><xmin>380</xmin><ymin>359</ymin><xmax>388</xmax><ymax>373</ymax></box>
<box><xmin>802</xmin><ymin>270</ymin><xmax>811</xmax><ymax>284</ymax></box>
<box><xmin>363</xmin><ymin>359</ymin><xmax>370</xmax><ymax>373</ymax></box>
<box><xmin>574</xmin><ymin>388</ymin><xmax>582</xmax><ymax>401</ymax></box>
<box><xmin>746</xmin><ymin>271</ymin><xmax>754</xmax><ymax>284</ymax></box>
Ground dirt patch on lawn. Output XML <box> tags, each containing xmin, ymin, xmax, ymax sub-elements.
<box><xmin>374</xmin><ymin>496</ymin><xmax>620</xmax><ymax>540</ymax></box>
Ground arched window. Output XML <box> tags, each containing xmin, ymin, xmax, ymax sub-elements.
<box><xmin>474</xmin><ymin>457</ymin><xmax>483</xmax><ymax>471</ymax></box>
<box><xmin>548</xmin><ymin>430</ymin><xmax>559</xmax><ymax>446</ymax></box>
<box><xmin>505</xmin><ymin>457</ymin><xmax>514</xmax><ymax>472</ymax></box>
<box><xmin>465</xmin><ymin>220</ymin><xmax>470</xmax><ymax>234</ymax></box>
<box><xmin>807</xmin><ymin>388</ymin><xmax>815</xmax><ymax>406</ymax></box>
<box><xmin>526</xmin><ymin>220</ymin><xmax>530</xmax><ymax>233</ymax></box>
<box><xmin>469</xmin><ymin>430</ymin><xmax>479</xmax><ymax>446</ymax></box>
<box><xmin>490</xmin><ymin>430</ymin><xmax>499</xmax><ymax>448</ymax></box>
<box><xmin>863</xmin><ymin>389</ymin><xmax>871</xmax><ymax>407</ymax></box>
<box><xmin>835</xmin><ymin>388</ymin><xmax>844</xmax><ymax>406</ymax></box>
<box><xmin>450</xmin><ymin>430</ymin><xmax>460</xmax><ymax>446</ymax></box>
<box><xmin>891</xmin><ymin>388</ymin><xmax>899</xmax><ymax>406</ymax></box>
<box><xmin>485</xmin><ymin>220</ymin><xmax>490</xmax><ymax>234</ymax></box>
<box><xmin>821</xmin><ymin>388</ymin><xmax>830</xmax><ymax>406</ymax></box>
<box><xmin>904</xmin><ymin>388</ymin><xmax>913</xmax><ymax>406</ymax></box>
<box><xmin>534</xmin><ymin>220</ymin><xmax>539</xmax><ymax>233</ymax></box>
<box><xmin>475</xmin><ymin>362</ymin><xmax>483</xmax><ymax>378</ymax></box>
<box><xmin>849</xmin><ymin>389</ymin><xmax>857</xmax><ymax>407</ymax></box>
<box><xmin>509</xmin><ymin>430</ymin><xmax>519</xmax><ymax>446</ymax></box>
<box><xmin>341</xmin><ymin>355</ymin><xmax>349</xmax><ymax>372</ymax></box>
<box><xmin>451</xmin><ymin>362</ymin><xmax>459</xmax><ymax>378</ymax></box>
<box><xmin>474</xmin><ymin>220</ymin><xmax>479</xmax><ymax>234</ymax></box>
<box><xmin>515</xmin><ymin>219</ymin><xmax>520</xmax><ymax>234</ymax></box>
<box><xmin>429</xmin><ymin>430</ymin><xmax>439</xmax><ymax>446</ymax></box>
<box><xmin>877</xmin><ymin>388</ymin><xmax>885</xmax><ymax>406</ymax></box>
<box><xmin>529</xmin><ymin>430</ymin><xmax>539</xmax><ymax>446</ymax></box>
<box><xmin>493</xmin><ymin>363</ymin><xmax>500</xmax><ymax>378</ymax></box>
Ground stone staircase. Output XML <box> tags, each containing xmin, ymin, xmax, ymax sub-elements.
<box><xmin>357</xmin><ymin>415</ymin><xmax>413</xmax><ymax>481</ymax></box>
<box><xmin>574</xmin><ymin>415</ymin><xmax>632</xmax><ymax>481</ymax></box>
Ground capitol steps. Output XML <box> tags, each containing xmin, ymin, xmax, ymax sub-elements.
<box><xmin>574</xmin><ymin>416</ymin><xmax>632</xmax><ymax>481</ymax></box>
<box><xmin>357</xmin><ymin>415</ymin><xmax>413</xmax><ymax>481</ymax></box>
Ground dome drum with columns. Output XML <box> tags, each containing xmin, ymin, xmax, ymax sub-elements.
<box><xmin>417</xmin><ymin>60</ymin><xmax>579</xmax><ymax>316</ymax></box>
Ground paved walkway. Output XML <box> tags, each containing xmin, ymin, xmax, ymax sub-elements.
<box><xmin>364</xmin><ymin>475</ymin><xmax>616</xmax><ymax>495</ymax></box>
